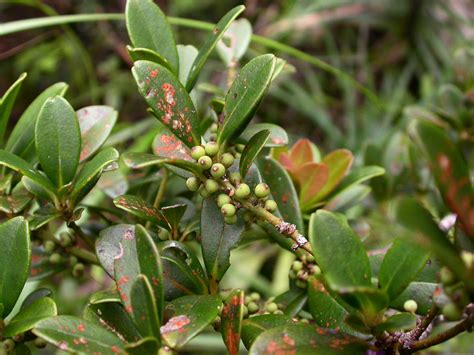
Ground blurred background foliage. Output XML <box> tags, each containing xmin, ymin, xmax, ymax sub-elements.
<box><xmin>1</xmin><ymin>0</ymin><xmax>473</xmax><ymax>352</ymax></box>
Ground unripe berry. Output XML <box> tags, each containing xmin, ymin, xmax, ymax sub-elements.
<box><xmin>205</xmin><ymin>179</ymin><xmax>219</xmax><ymax>194</ymax></box>
<box><xmin>242</xmin><ymin>305</ymin><xmax>249</xmax><ymax>317</ymax></box>
<box><xmin>73</xmin><ymin>263</ymin><xmax>85</xmax><ymax>278</ymax></box>
<box><xmin>211</xmin><ymin>163</ymin><xmax>226</xmax><ymax>179</ymax></box>
<box><xmin>247</xmin><ymin>302</ymin><xmax>259</xmax><ymax>313</ymax></box>
<box><xmin>244</xmin><ymin>296</ymin><xmax>252</xmax><ymax>305</ymax></box>
<box><xmin>224</xmin><ymin>215</ymin><xmax>238</xmax><ymax>225</ymax></box>
<box><xmin>255</xmin><ymin>183</ymin><xmax>270</xmax><ymax>198</ymax></box>
<box><xmin>220</xmin><ymin>153</ymin><xmax>235</xmax><ymax>168</ymax></box>
<box><xmin>235</xmin><ymin>183</ymin><xmax>251</xmax><ymax>198</ymax></box>
<box><xmin>3</xmin><ymin>339</ymin><xmax>15</xmax><ymax>352</ymax></box>
<box><xmin>265</xmin><ymin>199</ymin><xmax>278</xmax><ymax>212</ymax></box>
<box><xmin>403</xmin><ymin>299</ymin><xmax>418</xmax><ymax>313</ymax></box>
<box><xmin>12</xmin><ymin>333</ymin><xmax>24</xmax><ymax>342</ymax></box>
<box><xmin>440</xmin><ymin>267</ymin><xmax>456</xmax><ymax>285</ymax></box>
<box><xmin>266</xmin><ymin>302</ymin><xmax>278</xmax><ymax>313</ymax></box>
<box><xmin>210</xmin><ymin>123</ymin><xmax>218</xmax><ymax>133</ymax></box>
<box><xmin>44</xmin><ymin>240</ymin><xmax>56</xmax><ymax>253</ymax></box>
<box><xmin>274</xmin><ymin>310</ymin><xmax>284</xmax><ymax>315</ymax></box>
<box><xmin>69</xmin><ymin>256</ymin><xmax>79</xmax><ymax>266</ymax></box>
<box><xmin>296</xmin><ymin>279</ymin><xmax>307</xmax><ymax>288</ymax></box>
<box><xmin>199</xmin><ymin>186</ymin><xmax>211</xmax><ymax>198</ymax></box>
<box><xmin>191</xmin><ymin>145</ymin><xmax>206</xmax><ymax>160</ymax></box>
<box><xmin>300</xmin><ymin>318</ymin><xmax>309</xmax><ymax>324</ymax></box>
<box><xmin>198</xmin><ymin>156</ymin><xmax>213</xmax><ymax>170</ymax></box>
<box><xmin>442</xmin><ymin>303</ymin><xmax>462</xmax><ymax>321</ymax></box>
<box><xmin>204</xmin><ymin>141</ymin><xmax>219</xmax><ymax>156</ymax></box>
<box><xmin>221</xmin><ymin>203</ymin><xmax>236</xmax><ymax>217</ymax></box>
<box><xmin>34</xmin><ymin>338</ymin><xmax>47</xmax><ymax>349</ymax></box>
<box><xmin>186</xmin><ymin>177</ymin><xmax>200</xmax><ymax>191</ymax></box>
<box><xmin>310</xmin><ymin>265</ymin><xmax>321</xmax><ymax>276</ymax></box>
<box><xmin>235</xmin><ymin>144</ymin><xmax>245</xmax><ymax>153</ymax></box>
<box><xmin>292</xmin><ymin>261</ymin><xmax>303</xmax><ymax>272</ymax></box>
<box><xmin>59</xmin><ymin>233</ymin><xmax>73</xmax><ymax>247</ymax></box>
<box><xmin>49</xmin><ymin>253</ymin><xmax>62</xmax><ymax>264</ymax></box>
<box><xmin>229</xmin><ymin>172</ymin><xmax>241</xmax><ymax>184</ymax></box>
<box><xmin>217</xmin><ymin>194</ymin><xmax>231</xmax><ymax>208</ymax></box>
<box><xmin>306</xmin><ymin>254</ymin><xmax>315</xmax><ymax>263</ymax></box>
<box><xmin>250</xmin><ymin>292</ymin><xmax>261</xmax><ymax>301</ymax></box>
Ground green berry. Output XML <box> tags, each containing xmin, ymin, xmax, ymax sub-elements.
<box><xmin>199</xmin><ymin>186</ymin><xmax>211</xmax><ymax>198</ymax></box>
<box><xmin>210</xmin><ymin>123</ymin><xmax>218</xmax><ymax>133</ymax></box>
<box><xmin>442</xmin><ymin>303</ymin><xmax>462</xmax><ymax>321</ymax></box>
<box><xmin>403</xmin><ymin>299</ymin><xmax>418</xmax><ymax>313</ymax></box>
<box><xmin>224</xmin><ymin>215</ymin><xmax>238</xmax><ymax>225</ymax></box>
<box><xmin>44</xmin><ymin>240</ymin><xmax>56</xmax><ymax>253</ymax></box>
<box><xmin>242</xmin><ymin>305</ymin><xmax>249</xmax><ymax>317</ymax></box>
<box><xmin>255</xmin><ymin>183</ymin><xmax>270</xmax><ymax>198</ymax></box>
<box><xmin>191</xmin><ymin>145</ymin><xmax>206</xmax><ymax>160</ymax></box>
<box><xmin>265</xmin><ymin>199</ymin><xmax>278</xmax><ymax>212</ymax></box>
<box><xmin>198</xmin><ymin>155</ymin><xmax>213</xmax><ymax>170</ymax></box>
<box><xmin>311</xmin><ymin>265</ymin><xmax>321</xmax><ymax>275</ymax></box>
<box><xmin>34</xmin><ymin>337</ymin><xmax>47</xmax><ymax>349</ymax></box>
<box><xmin>49</xmin><ymin>253</ymin><xmax>62</xmax><ymax>264</ymax></box>
<box><xmin>12</xmin><ymin>333</ymin><xmax>24</xmax><ymax>342</ymax></box>
<box><xmin>235</xmin><ymin>144</ymin><xmax>245</xmax><ymax>153</ymax></box>
<box><xmin>274</xmin><ymin>310</ymin><xmax>284</xmax><ymax>315</ymax></box>
<box><xmin>300</xmin><ymin>318</ymin><xmax>310</xmax><ymax>324</ymax></box>
<box><xmin>266</xmin><ymin>302</ymin><xmax>278</xmax><ymax>313</ymax></box>
<box><xmin>211</xmin><ymin>163</ymin><xmax>226</xmax><ymax>179</ymax></box>
<box><xmin>3</xmin><ymin>339</ymin><xmax>15</xmax><ymax>352</ymax></box>
<box><xmin>217</xmin><ymin>194</ymin><xmax>231</xmax><ymax>208</ymax></box>
<box><xmin>221</xmin><ymin>203</ymin><xmax>236</xmax><ymax>217</ymax></box>
<box><xmin>250</xmin><ymin>292</ymin><xmax>261</xmax><ymax>301</ymax></box>
<box><xmin>73</xmin><ymin>263</ymin><xmax>85</xmax><ymax>278</ymax></box>
<box><xmin>59</xmin><ymin>233</ymin><xmax>73</xmax><ymax>247</ymax></box>
<box><xmin>248</xmin><ymin>302</ymin><xmax>259</xmax><ymax>313</ymax></box>
<box><xmin>229</xmin><ymin>172</ymin><xmax>241</xmax><ymax>184</ymax></box>
<box><xmin>186</xmin><ymin>177</ymin><xmax>200</xmax><ymax>191</ymax></box>
<box><xmin>296</xmin><ymin>279</ymin><xmax>307</xmax><ymax>288</ymax></box>
<box><xmin>244</xmin><ymin>296</ymin><xmax>252</xmax><ymax>305</ymax></box>
<box><xmin>440</xmin><ymin>267</ymin><xmax>456</xmax><ymax>285</ymax></box>
<box><xmin>220</xmin><ymin>153</ymin><xmax>235</xmax><ymax>168</ymax></box>
<box><xmin>69</xmin><ymin>256</ymin><xmax>78</xmax><ymax>266</ymax></box>
<box><xmin>204</xmin><ymin>141</ymin><xmax>219</xmax><ymax>156</ymax></box>
<box><xmin>158</xmin><ymin>229</ymin><xmax>170</xmax><ymax>241</ymax></box>
<box><xmin>306</xmin><ymin>254</ymin><xmax>315</xmax><ymax>263</ymax></box>
<box><xmin>235</xmin><ymin>183</ymin><xmax>251</xmax><ymax>198</ymax></box>
<box><xmin>292</xmin><ymin>261</ymin><xmax>303</xmax><ymax>272</ymax></box>
<box><xmin>205</xmin><ymin>179</ymin><xmax>219</xmax><ymax>194</ymax></box>
<box><xmin>289</xmin><ymin>270</ymin><xmax>297</xmax><ymax>279</ymax></box>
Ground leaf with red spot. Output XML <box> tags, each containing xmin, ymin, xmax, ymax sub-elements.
<box><xmin>152</xmin><ymin>127</ymin><xmax>194</xmax><ymax>162</ymax></box>
<box><xmin>409</xmin><ymin>120</ymin><xmax>474</xmax><ymax>238</ymax></box>
<box><xmin>161</xmin><ymin>295</ymin><xmax>221</xmax><ymax>349</ymax></box>
<box><xmin>241</xmin><ymin>314</ymin><xmax>295</xmax><ymax>349</ymax></box>
<box><xmin>221</xmin><ymin>289</ymin><xmax>244</xmax><ymax>355</ymax></box>
<box><xmin>113</xmin><ymin>194</ymin><xmax>170</xmax><ymax>229</ymax></box>
<box><xmin>77</xmin><ymin>106</ymin><xmax>117</xmax><ymax>162</ymax></box>
<box><xmin>29</xmin><ymin>246</ymin><xmax>66</xmax><ymax>280</ymax></box>
<box><xmin>132</xmin><ymin>60</ymin><xmax>200</xmax><ymax>147</ymax></box>
<box><xmin>249</xmin><ymin>323</ymin><xmax>368</xmax><ymax>354</ymax></box>
<box><xmin>239</xmin><ymin>129</ymin><xmax>270</xmax><ymax>178</ymax></box>
<box><xmin>33</xmin><ymin>316</ymin><xmax>126</xmax><ymax>354</ymax></box>
<box><xmin>130</xmin><ymin>275</ymin><xmax>161</xmax><ymax>341</ymax></box>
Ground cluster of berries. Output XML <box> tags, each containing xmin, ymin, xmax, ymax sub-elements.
<box><xmin>40</xmin><ymin>232</ymin><xmax>84</xmax><ymax>278</ymax></box>
<box><xmin>289</xmin><ymin>254</ymin><xmax>320</xmax><ymax>288</ymax></box>
<box><xmin>185</xmin><ymin>142</ymin><xmax>278</xmax><ymax>224</ymax></box>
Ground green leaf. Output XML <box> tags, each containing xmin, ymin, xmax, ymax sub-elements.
<box><xmin>238</xmin><ymin>123</ymin><xmax>288</xmax><ymax>147</ymax></box>
<box><xmin>329</xmin><ymin>165</ymin><xmax>385</xmax><ymax>197</ymax></box>
<box><xmin>218</xmin><ymin>54</ymin><xmax>276</xmax><ymax>145</ymax></box>
<box><xmin>239</xmin><ymin>130</ymin><xmax>270</xmax><ymax>178</ymax></box>
<box><xmin>125</xmin><ymin>0</ymin><xmax>178</xmax><ymax>72</ymax></box>
<box><xmin>374</xmin><ymin>312</ymin><xmax>416</xmax><ymax>333</ymax></box>
<box><xmin>152</xmin><ymin>126</ymin><xmax>195</xmax><ymax>161</ymax></box>
<box><xmin>177</xmin><ymin>45</ymin><xmax>198</xmax><ymax>85</ymax></box>
<box><xmin>161</xmin><ymin>295</ymin><xmax>221</xmax><ymax>349</ymax></box>
<box><xmin>185</xmin><ymin>5</ymin><xmax>245</xmax><ymax>91</ymax></box>
<box><xmin>4</xmin><ymin>297</ymin><xmax>57</xmax><ymax>337</ymax></box>
<box><xmin>241</xmin><ymin>314</ymin><xmax>294</xmax><ymax>349</ymax></box>
<box><xmin>221</xmin><ymin>289</ymin><xmax>244</xmax><ymax>355</ymax></box>
<box><xmin>28</xmin><ymin>209</ymin><xmax>61</xmax><ymax>231</ymax></box>
<box><xmin>0</xmin><ymin>217</ymin><xmax>30</xmax><ymax>318</ymax></box>
<box><xmin>84</xmin><ymin>300</ymin><xmax>141</xmax><ymax>343</ymax></box>
<box><xmin>22</xmin><ymin>176</ymin><xmax>54</xmax><ymax>203</ymax></box>
<box><xmin>249</xmin><ymin>323</ymin><xmax>367</xmax><ymax>354</ymax></box>
<box><xmin>71</xmin><ymin>147</ymin><xmax>120</xmax><ymax>204</ymax></box>
<box><xmin>77</xmin><ymin>106</ymin><xmax>117</xmax><ymax>162</ymax></box>
<box><xmin>96</xmin><ymin>224</ymin><xmax>135</xmax><ymax>277</ymax></box>
<box><xmin>395</xmin><ymin>198</ymin><xmax>468</xmax><ymax>281</ymax></box>
<box><xmin>33</xmin><ymin>316</ymin><xmax>125</xmax><ymax>353</ymax></box>
<box><xmin>130</xmin><ymin>275</ymin><xmax>161</xmax><ymax>340</ymax></box>
<box><xmin>409</xmin><ymin>120</ymin><xmax>474</xmax><ymax>237</ymax></box>
<box><xmin>257</xmin><ymin>157</ymin><xmax>303</xmax><ymax>231</ymax></box>
<box><xmin>126</xmin><ymin>46</ymin><xmax>173</xmax><ymax>71</ymax></box>
<box><xmin>216</xmin><ymin>19</ymin><xmax>252</xmax><ymax>65</ymax></box>
<box><xmin>6</xmin><ymin>82</ymin><xmax>68</xmax><ymax>160</ymax></box>
<box><xmin>35</xmin><ymin>96</ymin><xmax>81</xmax><ymax>187</ymax></box>
<box><xmin>20</xmin><ymin>288</ymin><xmax>52</xmax><ymax>310</ymax></box>
<box><xmin>122</xmin><ymin>152</ymin><xmax>167</xmax><ymax>170</ymax></box>
<box><xmin>325</xmin><ymin>185</ymin><xmax>371</xmax><ymax>212</ymax></box>
<box><xmin>0</xmin><ymin>150</ymin><xmax>56</xmax><ymax>196</ymax></box>
<box><xmin>0</xmin><ymin>192</ymin><xmax>31</xmax><ymax>214</ymax></box>
<box><xmin>161</xmin><ymin>204</ymin><xmax>187</xmax><ymax>233</ymax></box>
<box><xmin>113</xmin><ymin>194</ymin><xmax>170</xmax><ymax>229</ymax></box>
<box><xmin>125</xmin><ymin>337</ymin><xmax>160</xmax><ymax>354</ymax></box>
<box><xmin>379</xmin><ymin>238</ymin><xmax>431</xmax><ymax>301</ymax></box>
<box><xmin>390</xmin><ymin>282</ymin><xmax>437</xmax><ymax>315</ymax></box>
<box><xmin>273</xmin><ymin>288</ymin><xmax>307</xmax><ymax>317</ymax></box>
<box><xmin>201</xmin><ymin>199</ymin><xmax>245</xmax><ymax>283</ymax></box>
<box><xmin>132</xmin><ymin>60</ymin><xmax>200</xmax><ymax>147</ymax></box>
<box><xmin>0</xmin><ymin>73</ymin><xmax>26</xmax><ymax>146</ymax></box>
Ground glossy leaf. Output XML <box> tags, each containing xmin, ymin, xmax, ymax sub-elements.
<box><xmin>122</xmin><ymin>152</ymin><xmax>167</xmax><ymax>170</ymax></box>
<box><xmin>161</xmin><ymin>204</ymin><xmax>187</xmax><ymax>232</ymax></box>
<box><xmin>249</xmin><ymin>323</ymin><xmax>367</xmax><ymax>354</ymax></box>
<box><xmin>185</xmin><ymin>5</ymin><xmax>245</xmax><ymax>91</ymax></box>
<box><xmin>21</xmin><ymin>176</ymin><xmax>54</xmax><ymax>203</ymax></box>
<box><xmin>77</xmin><ymin>106</ymin><xmax>117</xmax><ymax>161</ymax></box>
<box><xmin>257</xmin><ymin>157</ymin><xmax>303</xmax><ymax>231</ymax></box>
<box><xmin>28</xmin><ymin>209</ymin><xmax>61</xmax><ymax>231</ymax></box>
<box><xmin>126</xmin><ymin>0</ymin><xmax>178</xmax><ymax>72</ymax></box>
<box><xmin>279</xmin><ymin>138</ymin><xmax>316</xmax><ymax>168</ymax></box>
<box><xmin>0</xmin><ymin>217</ymin><xmax>30</xmax><ymax>318</ymax></box>
<box><xmin>241</xmin><ymin>314</ymin><xmax>295</xmax><ymax>349</ymax></box>
<box><xmin>391</xmin><ymin>282</ymin><xmax>437</xmax><ymax>315</ymax></box>
<box><xmin>217</xmin><ymin>19</ymin><xmax>252</xmax><ymax>65</ymax></box>
<box><xmin>201</xmin><ymin>199</ymin><xmax>245</xmax><ymax>283</ymax></box>
<box><xmin>273</xmin><ymin>288</ymin><xmax>307</xmax><ymax>317</ymax></box>
<box><xmin>330</xmin><ymin>165</ymin><xmax>386</xmax><ymax>196</ymax></box>
<box><xmin>0</xmin><ymin>73</ymin><xmax>26</xmax><ymax>145</ymax></box>
<box><xmin>239</xmin><ymin>129</ymin><xmax>270</xmax><ymax>178</ymax></box>
<box><xmin>374</xmin><ymin>312</ymin><xmax>416</xmax><ymax>333</ymax></box>
<box><xmin>177</xmin><ymin>45</ymin><xmax>198</xmax><ymax>85</ymax></box>
<box><xmin>96</xmin><ymin>224</ymin><xmax>135</xmax><ymax>277</ymax></box>
<box><xmin>221</xmin><ymin>289</ymin><xmax>244</xmax><ymax>355</ymax></box>
<box><xmin>33</xmin><ymin>316</ymin><xmax>125</xmax><ymax>353</ymax></box>
<box><xmin>218</xmin><ymin>54</ymin><xmax>276</xmax><ymax>145</ymax></box>
<box><xmin>161</xmin><ymin>295</ymin><xmax>221</xmax><ymax>349</ymax></box>
<box><xmin>238</xmin><ymin>123</ymin><xmax>288</xmax><ymax>147</ymax></box>
<box><xmin>132</xmin><ymin>60</ymin><xmax>200</xmax><ymax>147</ymax></box>
<box><xmin>126</xmin><ymin>46</ymin><xmax>173</xmax><ymax>71</ymax></box>
<box><xmin>379</xmin><ymin>238</ymin><xmax>430</xmax><ymax>301</ymax></box>
<box><xmin>295</xmin><ymin>162</ymin><xmax>328</xmax><ymax>208</ymax></box>
<box><xmin>5</xmin><ymin>82</ymin><xmax>68</xmax><ymax>160</ymax></box>
<box><xmin>113</xmin><ymin>194</ymin><xmax>170</xmax><ymax>229</ymax></box>
<box><xmin>125</xmin><ymin>337</ymin><xmax>160</xmax><ymax>354</ymax></box>
<box><xmin>20</xmin><ymin>288</ymin><xmax>52</xmax><ymax>310</ymax></box>
<box><xmin>152</xmin><ymin>127</ymin><xmax>195</xmax><ymax>161</ymax></box>
<box><xmin>130</xmin><ymin>275</ymin><xmax>161</xmax><ymax>340</ymax></box>
<box><xmin>409</xmin><ymin>120</ymin><xmax>474</xmax><ymax>237</ymax></box>
<box><xmin>4</xmin><ymin>297</ymin><xmax>57</xmax><ymax>337</ymax></box>
<box><xmin>71</xmin><ymin>147</ymin><xmax>120</xmax><ymax>204</ymax></box>
<box><xmin>35</xmin><ymin>96</ymin><xmax>81</xmax><ymax>187</ymax></box>
<box><xmin>0</xmin><ymin>192</ymin><xmax>31</xmax><ymax>214</ymax></box>
<box><xmin>98</xmin><ymin>169</ymin><xmax>128</xmax><ymax>199</ymax></box>
<box><xmin>325</xmin><ymin>185</ymin><xmax>371</xmax><ymax>212</ymax></box>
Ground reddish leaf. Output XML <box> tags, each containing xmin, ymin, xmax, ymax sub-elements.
<box><xmin>221</xmin><ymin>289</ymin><xmax>244</xmax><ymax>355</ymax></box>
<box><xmin>292</xmin><ymin>162</ymin><xmax>329</xmax><ymax>206</ymax></box>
